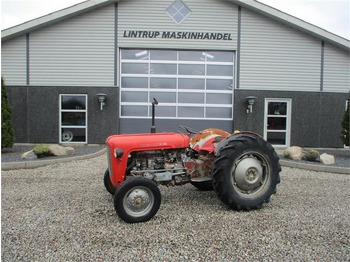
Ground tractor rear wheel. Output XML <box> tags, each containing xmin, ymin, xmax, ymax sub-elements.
<box><xmin>212</xmin><ymin>134</ymin><xmax>281</xmax><ymax>211</ymax></box>
<box><xmin>104</xmin><ymin>169</ymin><xmax>116</xmax><ymax>195</ymax></box>
<box><xmin>114</xmin><ymin>177</ymin><xmax>161</xmax><ymax>223</ymax></box>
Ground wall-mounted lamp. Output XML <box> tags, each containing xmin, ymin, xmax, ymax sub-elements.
<box><xmin>96</xmin><ymin>93</ymin><xmax>107</xmax><ymax>110</ymax></box>
<box><xmin>245</xmin><ymin>96</ymin><xmax>257</xmax><ymax>114</ymax></box>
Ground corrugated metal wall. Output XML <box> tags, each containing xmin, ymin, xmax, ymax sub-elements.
<box><xmin>29</xmin><ymin>5</ymin><xmax>115</xmax><ymax>86</ymax></box>
<box><xmin>239</xmin><ymin>8</ymin><xmax>322</xmax><ymax>92</ymax></box>
<box><xmin>1</xmin><ymin>35</ymin><xmax>27</xmax><ymax>85</ymax></box>
<box><xmin>118</xmin><ymin>0</ymin><xmax>238</xmax><ymax>50</ymax></box>
<box><xmin>323</xmin><ymin>43</ymin><xmax>350</xmax><ymax>93</ymax></box>
<box><xmin>1</xmin><ymin>0</ymin><xmax>349</xmax><ymax>95</ymax></box>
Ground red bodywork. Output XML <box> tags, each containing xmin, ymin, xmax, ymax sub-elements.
<box><xmin>106</xmin><ymin>133</ymin><xmax>190</xmax><ymax>187</ymax></box>
<box><xmin>190</xmin><ymin>128</ymin><xmax>230</xmax><ymax>152</ymax></box>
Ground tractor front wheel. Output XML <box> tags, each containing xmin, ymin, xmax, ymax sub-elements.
<box><xmin>104</xmin><ymin>169</ymin><xmax>116</xmax><ymax>195</ymax></box>
<box><xmin>212</xmin><ymin>134</ymin><xmax>281</xmax><ymax>211</ymax></box>
<box><xmin>114</xmin><ymin>177</ymin><xmax>161</xmax><ymax>223</ymax></box>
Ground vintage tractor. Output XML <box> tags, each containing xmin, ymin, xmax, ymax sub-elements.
<box><xmin>104</xmin><ymin>124</ymin><xmax>281</xmax><ymax>223</ymax></box>
<box><xmin>104</xmin><ymin>99</ymin><xmax>281</xmax><ymax>223</ymax></box>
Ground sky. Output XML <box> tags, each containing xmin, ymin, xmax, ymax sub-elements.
<box><xmin>1</xmin><ymin>0</ymin><xmax>349</xmax><ymax>40</ymax></box>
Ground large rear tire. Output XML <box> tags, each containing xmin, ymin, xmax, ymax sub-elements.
<box><xmin>114</xmin><ymin>177</ymin><xmax>161</xmax><ymax>223</ymax></box>
<box><xmin>212</xmin><ymin>134</ymin><xmax>281</xmax><ymax>211</ymax></box>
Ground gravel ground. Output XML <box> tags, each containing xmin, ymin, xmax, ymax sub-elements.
<box><xmin>2</xmin><ymin>155</ymin><xmax>349</xmax><ymax>261</ymax></box>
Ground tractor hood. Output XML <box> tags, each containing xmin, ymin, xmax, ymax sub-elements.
<box><xmin>106</xmin><ymin>132</ymin><xmax>190</xmax><ymax>188</ymax></box>
<box><xmin>106</xmin><ymin>132</ymin><xmax>190</xmax><ymax>152</ymax></box>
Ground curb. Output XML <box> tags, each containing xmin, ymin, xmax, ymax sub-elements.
<box><xmin>279</xmin><ymin>159</ymin><xmax>350</xmax><ymax>174</ymax></box>
<box><xmin>1</xmin><ymin>148</ymin><xmax>107</xmax><ymax>171</ymax></box>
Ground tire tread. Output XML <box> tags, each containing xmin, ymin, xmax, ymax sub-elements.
<box><xmin>212</xmin><ymin>134</ymin><xmax>281</xmax><ymax>211</ymax></box>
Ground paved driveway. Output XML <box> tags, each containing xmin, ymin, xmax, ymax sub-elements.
<box><xmin>1</xmin><ymin>155</ymin><xmax>349</xmax><ymax>261</ymax></box>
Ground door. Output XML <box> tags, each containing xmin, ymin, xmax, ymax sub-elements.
<box><xmin>119</xmin><ymin>49</ymin><xmax>234</xmax><ymax>133</ymax></box>
<box><xmin>59</xmin><ymin>94</ymin><xmax>87</xmax><ymax>143</ymax></box>
<box><xmin>264</xmin><ymin>98</ymin><xmax>291</xmax><ymax>147</ymax></box>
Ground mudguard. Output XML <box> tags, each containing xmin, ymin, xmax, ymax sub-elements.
<box><xmin>214</xmin><ymin>131</ymin><xmax>264</xmax><ymax>156</ymax></box>
<box><xmin>190</xmin><ymin>128</ymin><xmax>230</xmax><ymax>153</ymax></box>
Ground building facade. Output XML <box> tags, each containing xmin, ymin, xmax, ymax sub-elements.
<box><xmin>2</xmin><ymin>0</ymin><xmax>349</xmax><ymax>147</ymax></box>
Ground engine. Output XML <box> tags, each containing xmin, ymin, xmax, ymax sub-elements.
<box><xmin>128</xmin><ymin>149</ymin><xmax>190</xmax><ymax>186</ymax></box>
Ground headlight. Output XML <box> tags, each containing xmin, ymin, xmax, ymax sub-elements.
<box><xmin>114</xmin><ymin>148</ymin><xmax>124</xmax><ymax>159</ymax></box>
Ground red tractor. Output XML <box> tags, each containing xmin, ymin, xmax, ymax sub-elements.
<box><xmin>105</xmin><ymin>98</ymin><xmax>280</xmax><ymax>223</ymax></box>
<box><xmin>104</xmin><ymin>124</ymin><xmax>281</xmax><ymax>223</ymax></box>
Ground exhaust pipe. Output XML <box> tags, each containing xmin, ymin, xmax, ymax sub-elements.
<box><xmin>151</xmin><ymin>98</ymin><xmax>158</xmax><ymax>133</ymax></box>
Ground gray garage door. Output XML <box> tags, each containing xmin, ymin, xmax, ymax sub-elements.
<box><xmin>120</xmin><ymin>49</ymin><xmax>234</xmax><ymax>133</ymax></box>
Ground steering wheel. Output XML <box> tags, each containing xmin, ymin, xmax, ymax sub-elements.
<box><xmin>179</xmin><ymin>125</ymin><xmax>200</xmax><ymax>135</ymax></box>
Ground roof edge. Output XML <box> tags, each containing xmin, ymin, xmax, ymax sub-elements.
<box><xmin>231</xmin><ymin>0</ymin><xmax>349</xmax><ymax>50</ymax></box>
<box><xmin>1</xmin><ymin>0</ymin><xmax>119</xmax><ymax>42</ymax></box>
<box><xmin>2</xmin><ymin>0</ymin><xmax>349</xmax><ymax>51</ymax></box>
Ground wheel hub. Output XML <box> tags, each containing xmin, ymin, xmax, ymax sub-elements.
<box><xmin>246</xmin><ymin>168</ymin><xmax>259</xmax><ymax>183</ymax></box>
<box><xmin>126</xmin><ymin>189</ymin><xmax>150</xmax><ymax>211</ymax></box>
<box><xmin>233</xmin><ymin>156</ymin><xmax>263</xmax><ymax>192</ymax></box>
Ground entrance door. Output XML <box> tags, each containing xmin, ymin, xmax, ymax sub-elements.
<box><xmin>264</xmin><ymin>99</ymin><xmax>291</xmax><ymax>147</ymax></box>
<box><xmin>59</xmin><ymin>94</ymin><xmax>87</xmax><ymax>143</ymax></box>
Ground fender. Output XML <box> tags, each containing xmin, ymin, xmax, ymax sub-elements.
<box><xmin>190</xmin><ymin>128</ymin><xmax>230</xmax><ymax>153</ymax></box>
<box><xmin>214</xmin><ymin>131</ymin><xmax>264</xmax><ymax>156</ymax></box>
<box><xmin>106</xmin><ymin>133</ymin><xmax>190</xmax><ymax>187</ymax></box>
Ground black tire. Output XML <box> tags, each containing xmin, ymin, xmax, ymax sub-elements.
<box><xmin>190</xmin><ymin>180</ymin><xmax>213</xmax><ymax>191</ymax></box>
<box><xmin>114</xmin><ymin>177</ymin><xmax>161</xmax><ymax>223</ymax></box>
<box><xmin>212</xmin><ymin>134</ymin><xmax>281</xmax><ymax>211</ymax></box>
<box><xmin>104</xmin><ymin>169</ymin><xmax>116</xmax><ymax>195</ymax></box>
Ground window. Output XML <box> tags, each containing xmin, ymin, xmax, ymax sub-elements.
<box><xmin>264</xmin><ymin>99</ymin><xmax>291</xmax><ymax>147</ymax></box>
<box><xmin>166</xmin><ymin>0</ymin><xmax>191</xmax><ymax>24</ymax></box>
<box><xmin>59</xmin><ymin>94</ymin><xmax>87</xmax><ymax>143</ymax></box>
<box><xmin>120</xmin><ymin>49</ymin><xmax>234</xmax><ymax>120</ymax></box>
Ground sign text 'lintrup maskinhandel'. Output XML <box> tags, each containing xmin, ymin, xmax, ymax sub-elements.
<box><xmin>123</xmin><ymin>30</ymin><xmax>233</xmax><ymax>41</ymax></box>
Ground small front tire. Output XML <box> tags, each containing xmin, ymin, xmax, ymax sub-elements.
<box><xmin>114</xmin><ymin>177</ymin><xmax>161</xmax><ymax>223</ymax></box>
<box><xmin>104</xmin><ymin>169</ymin><xmax>116</xmax><ymax>195</ymax></box>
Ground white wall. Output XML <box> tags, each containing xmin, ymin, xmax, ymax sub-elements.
<box><xmin>2</xmin><ymin>0</ymin><xmax>349</xmax><ymax>93</ymax></box>
<box><xmin>1</xmin><ymin>35</ymin><xmax>27</xmax><ymax>85</ymax></box>
<box><xmin>118</xmin><ymin>0</ymin><xmax>238</xmax><ymax>50</ymax></box>
<box><xmin>240</xmin><ymin>8</ymin><xmax>322</xmax><ymax>92</ymax></box>
<box><xmin>29</xmin><ymin>5</ymin><xmax>115</xmax><ymax>86</ymax></box>
<box><xmin>323</xmin><ymin>43</ymin><xmax>350</xmax><ymax>93</ymax></box>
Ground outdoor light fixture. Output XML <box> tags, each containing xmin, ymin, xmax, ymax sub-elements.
<box><xmin>96</xmin><ymin>93</ymin><xmax>107</xmax><ymax>111</ymax></box>
<box><xmin>245</xmin><ymin>96</ymin><xmax>257</xmax><ymax>114</ymax></box>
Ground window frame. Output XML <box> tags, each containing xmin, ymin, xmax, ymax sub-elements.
<box><xmin>59</xmin><ymin>94</ymin><xmax>88</xmax><ymax>144</ymax></box>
